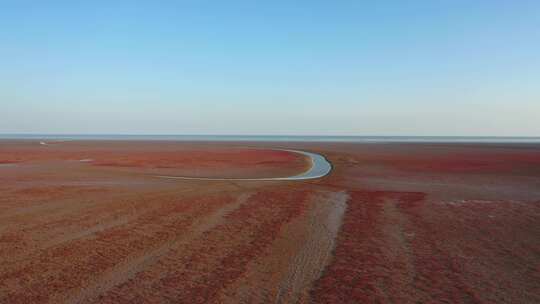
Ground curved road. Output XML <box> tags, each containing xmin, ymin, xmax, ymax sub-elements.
<box><xmin>156</xmin><ymin>149</ymin><xmax>332</xmax><ymax>181</ymax></box>
<box><xmin>36</xmin><ymin>141</ymin><xmax>332</xmax><ymax>181</ymax></box>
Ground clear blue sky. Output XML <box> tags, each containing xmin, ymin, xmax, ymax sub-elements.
<box><xmin>1</xmin><ymin>1</ymin><xmax>539</xmax><ymax>136</ymax></box>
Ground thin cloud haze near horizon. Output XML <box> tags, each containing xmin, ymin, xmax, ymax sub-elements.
<box><xmin>1</xmin><ymin>1</ymin><xmax>539</xmax><ymax>136</ymax></box>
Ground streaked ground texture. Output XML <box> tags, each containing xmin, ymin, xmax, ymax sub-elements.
<box><xmin>1</xmin><ymin>140</ymin><xmax>539</xmax><ymax>303</ymax></box>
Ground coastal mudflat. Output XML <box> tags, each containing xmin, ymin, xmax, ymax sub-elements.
<box><xmin>1</xmin><ymin>140</ymin><xmax>539</xmax><ymax>303</ymax></box>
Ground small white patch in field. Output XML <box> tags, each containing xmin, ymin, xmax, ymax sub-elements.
<box><xmin>39</xmin><ymin>141</ymin><xmax>48</xmax><ymax>145</ymax></box>
<box><xmin>441</xmin><ymin>199</ymin><xmax>520</xmax><ymax>205</ymax></box>
<box><xmin>79</xmin><ymin>159</ymin><xmax>94</xmax><ymax>162</ymax></box>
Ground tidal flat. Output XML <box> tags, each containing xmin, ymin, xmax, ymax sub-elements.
<box><xmin>0</xmin><ymin>140</ymin><xmax>539</xmax><ymax>303</ymax></box>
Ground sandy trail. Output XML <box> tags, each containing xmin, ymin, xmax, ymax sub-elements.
<box><xmin>218</xmin><ymin>190</ymin><xmax>349</xmax><ymax>304</ymax></box>
<box><xmin>274</xmin><ymin>191</ymin><xmax>348</xmax><ymax>303</ymax></box>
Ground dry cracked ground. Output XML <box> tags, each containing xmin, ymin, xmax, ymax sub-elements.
<box><xmin>1</xmin><ymin>140</ymin><xmax>539</xmax><ymax>303</ymax></box>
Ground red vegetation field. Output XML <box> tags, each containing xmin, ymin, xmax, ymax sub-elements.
<box><xmin>0</xmin><ymin>141</ymin><xmax>309</xmax><ymax>178</ymax></box>
<box><xmin>0</xmin><ymin>140</ymin><xmax>539</xmax><ymax>303</ymax></box>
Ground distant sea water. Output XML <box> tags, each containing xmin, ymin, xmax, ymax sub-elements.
<box><xmin>1</xmin><ymin>134</ymin><xmax>540</xmax><ymax>143</ymax></box>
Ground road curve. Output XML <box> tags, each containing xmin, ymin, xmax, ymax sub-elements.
<box><xmin>36</xmin><ymin>141</ymin><xmax>332</xmax><ymax>181</ymax></box>
<box><xmin>156</xmin><ymin>149</ymin><xmax>332</xmax><ymax>181</ymax></box>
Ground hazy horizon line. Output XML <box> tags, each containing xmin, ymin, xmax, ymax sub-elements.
<box><xmin>1</xmin><ymin>133</ymin><xmax>539</xmax><ymax>139</ymax></box>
